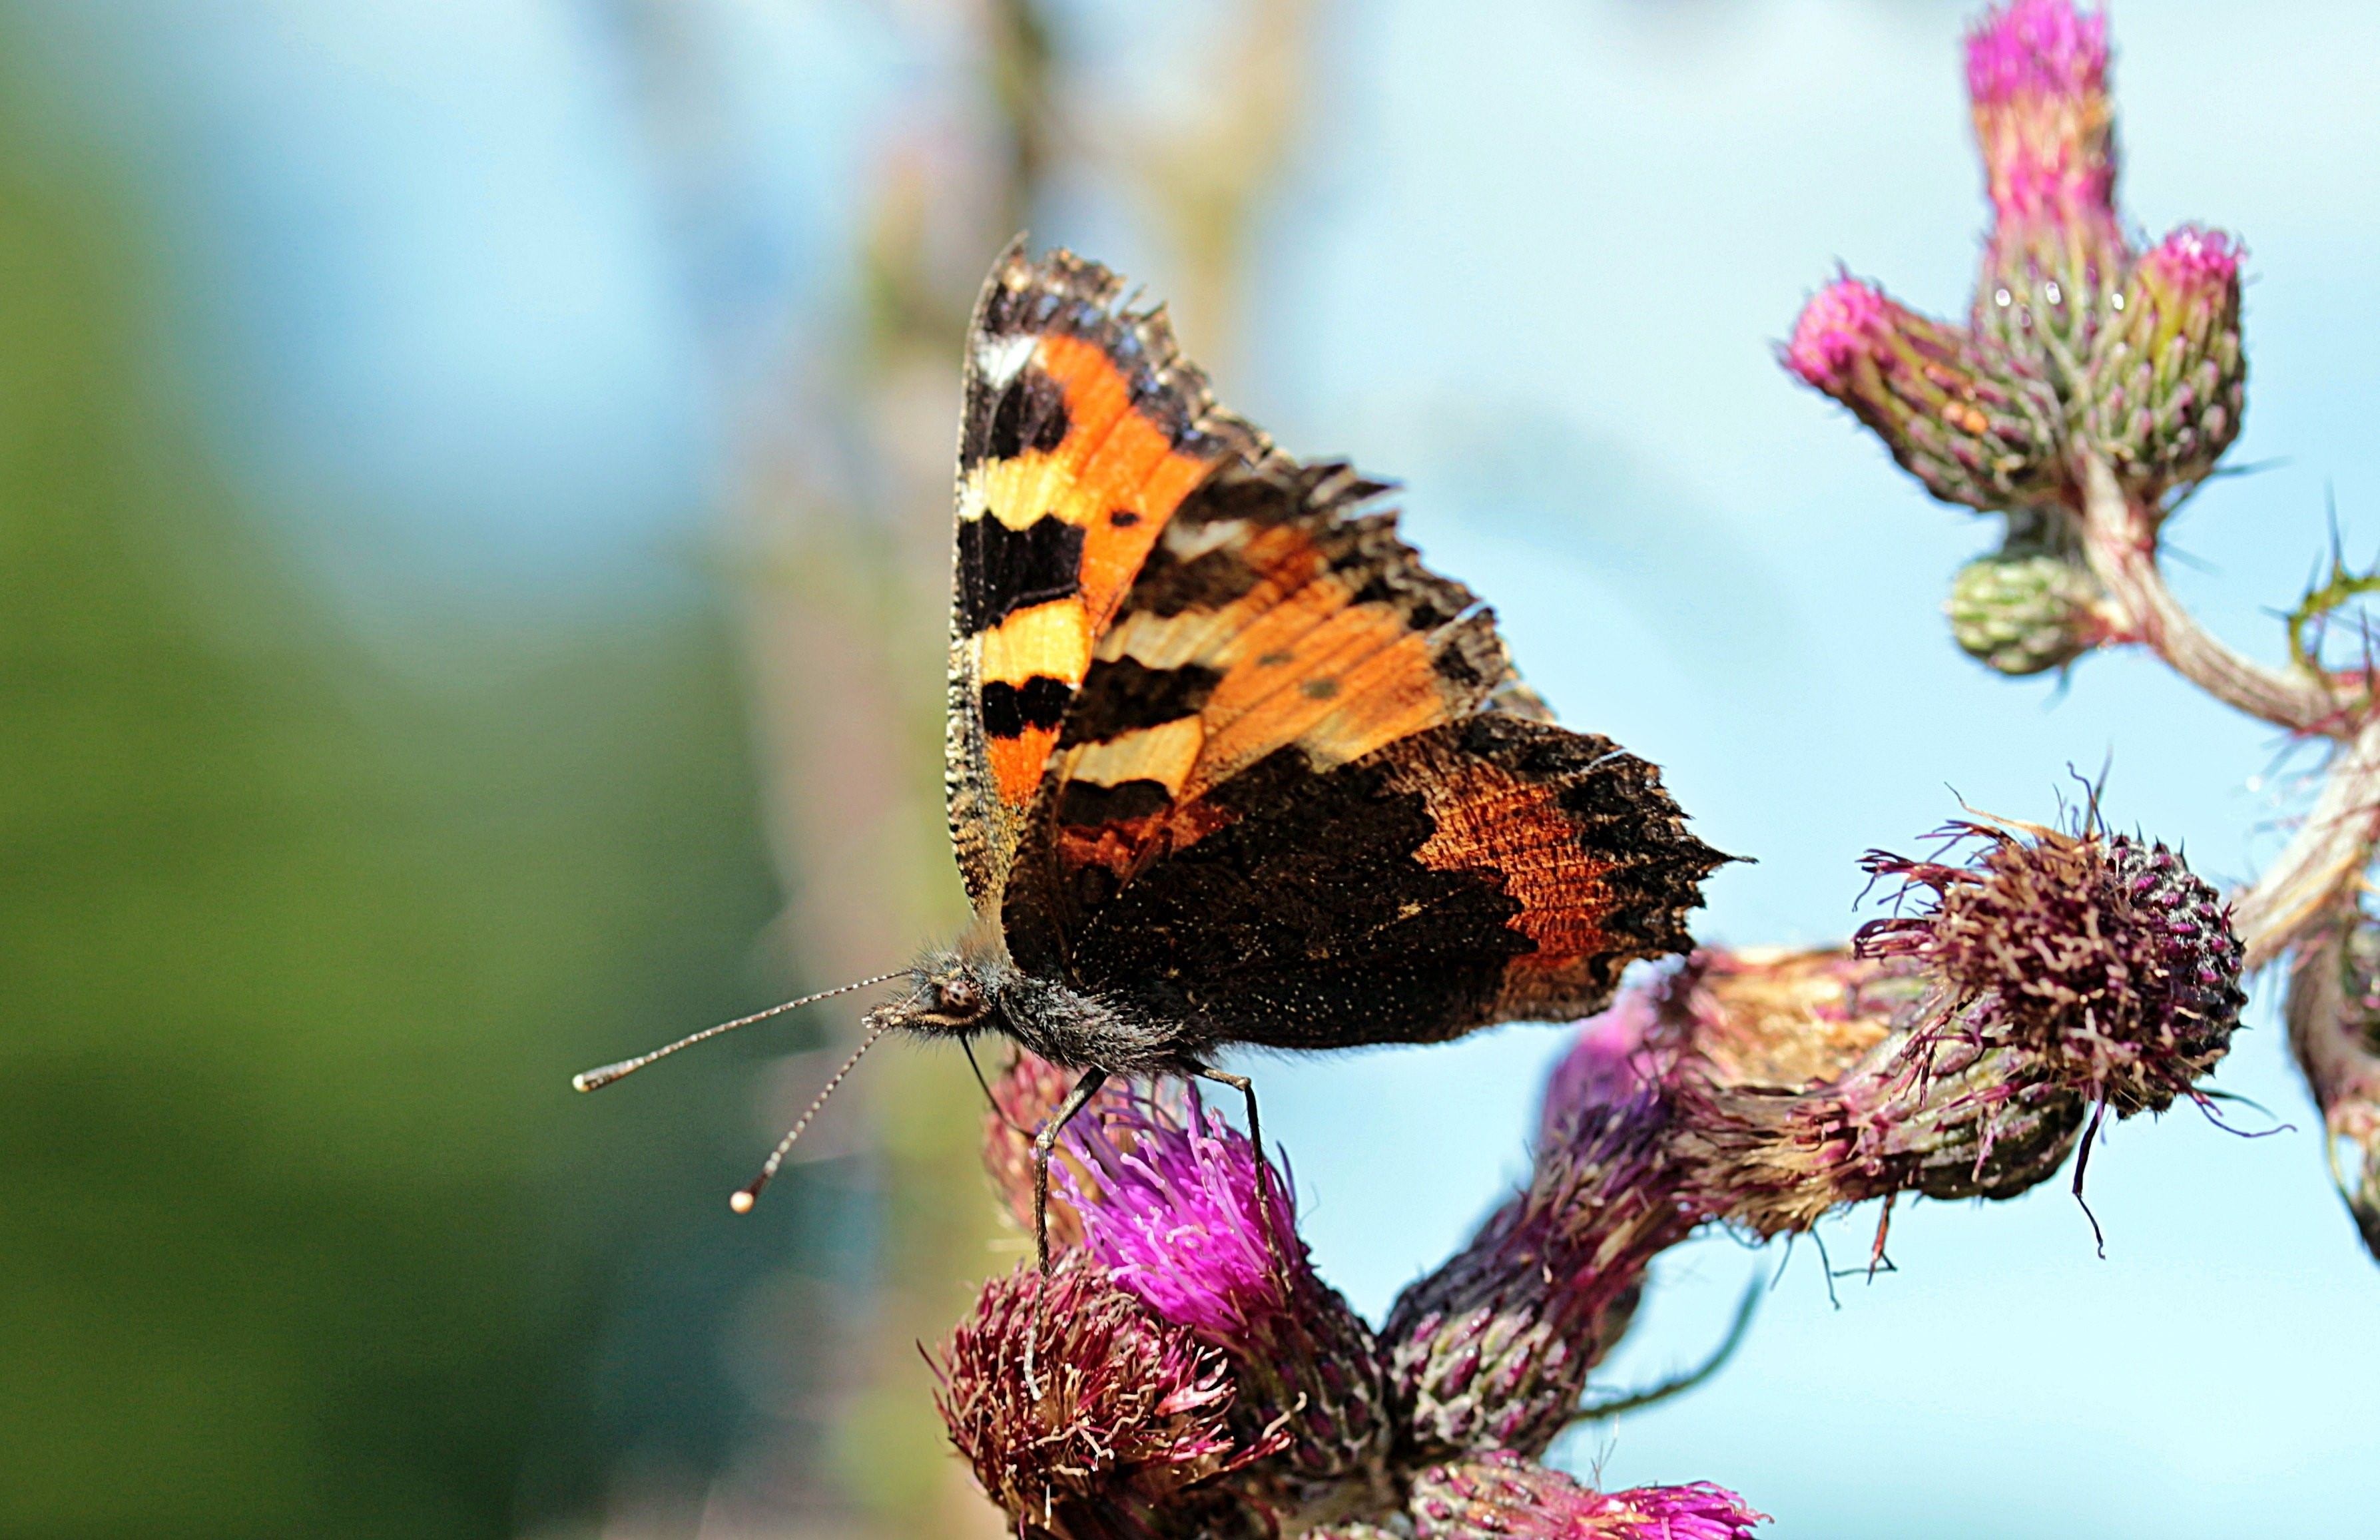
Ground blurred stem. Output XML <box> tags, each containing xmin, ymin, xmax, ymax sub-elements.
<box><xmin>2078</xmin><ymin>455</ymin><xmax>2355</xmax><ymax>734</ymax></box>
<box><xmin>2233</xmin><ymin>714</ymin><xmax>2380</xmax><ymax>971</ymax></box>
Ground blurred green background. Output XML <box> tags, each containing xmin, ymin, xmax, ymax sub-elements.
<box><xmin>5</xmin><ymin>2</ymin><xmax>2376</xmax><ymax>1537</ymax></box>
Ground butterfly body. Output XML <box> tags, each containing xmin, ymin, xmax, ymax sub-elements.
<box><xmin>869</xmin><ymin>243</ymin><xmax>1725</xmax><ymax>1111</ymax></box>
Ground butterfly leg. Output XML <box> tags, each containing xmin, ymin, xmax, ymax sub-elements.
<box><xmin>1196</xmin><ymin>1067</ymin><xmax>1285</xmax><ymax>1276</ymax></box>
<box><xmin>1034</xmin><ymin>1067</ymin><xmax>1109</xmax><ymax>1274</ymax></box>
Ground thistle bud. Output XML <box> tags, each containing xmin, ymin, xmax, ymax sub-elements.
<box><xmin>2086</xmin><ymin>226</ymin><xmax>2247</xmax><ymax>504</ymax></box>
<box><xmin>1383</xmin><ymin>1089</ymin><xmax>1688</xmax><ymax>1459</ymax></box>
<box><xmin>1785</xmin><ymin>276</ymin><xmax>2066</xmax><ymax>513</ymax></box>
<box><xmin>1966</xmin><ymin>1</ymin><xmax>2126</xmax><ymax>387</ymax></box>
<box><xmin>2283</xmin><ymin>920</ymin><xmax>2380</xmax><ymax>1263</ymax></box>
<box><xmin>1065</xmin><ymin>1097</ymin><xmax>1395</xmax><ymax>1525</ymax></box>
<box><xmin>1946</xmin><ymin>547</ymin><xmax>2110</xmax><ymax>676</ymax></box>
<box><xmin>1649</xmin><ymin>949</ymin><xmax>2087</xmax><ymax>1237</ymax></box>
<box><xmin>933</xmin><ymin>1253</ymin><xmax>1276</xmax><ymax>1538</ymax></box>
<box><xmin>1859</xmin><ymin>820</ymin><xmax>2247</xmax><ymax>1115</ymax></box>
<box><xmin>1408</xmin><ymin>1451</ymin><xmax>1765</xmax><ymax>1540</ymax></box>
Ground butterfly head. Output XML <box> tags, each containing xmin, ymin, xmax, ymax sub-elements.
<box><xmin>866</xmin><ymin>948</ymin><xmax>1007</xmax><ymax>1041</ymax></box>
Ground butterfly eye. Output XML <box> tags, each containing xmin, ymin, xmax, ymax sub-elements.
<box><xmin>938</xmin><ymin>977</ymin><xmax>981</xmax><ymax>1015</ymax></box>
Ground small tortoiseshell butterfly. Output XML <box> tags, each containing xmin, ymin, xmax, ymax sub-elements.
<box><xmin>580</xmin><ymin>242</ymin><xmax>1725</xmax><ymax>1253</ymax></box>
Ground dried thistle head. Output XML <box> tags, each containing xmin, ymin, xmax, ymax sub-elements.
<box><xmin>934</xmin><ymin>1252</ymin><xmax>1271</xmax><ymax>1536</ymax></box>
<box><xmin>1645</xmin><ymin>948</ymin><xmax>2083</xmax><ymax>1238</ymax></box>
<box><xmin>1857</xmin><ymin>818</ymin><xmax>2245</xmax><ymax>1115</ymax></box>
<box><xmin>1407</xmin><ymin>1451</ymin><xmax>1766</xmax><ymax>1540</ymax></box>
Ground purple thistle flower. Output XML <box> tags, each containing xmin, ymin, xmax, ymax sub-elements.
<box><xmin>932</xmin><ymin>1252</ymin><xmax>1277</xmax><ymax>1538</ymax></box>
<box><xmin>1384</xmin><ymin>1088</ymin><xmax>1689</xmax><ymax>1459</ymax></box>
<box><xmin>1063</xmin><ymin>1093</ymin><xmax>1396</xmax><ymax>1527</ymax></box>
<box><xmin>1538</xmin><ymin>981</ymin><xmax>1667</xmax><ymax>1147</ymax></box>
<box><xmin>1067</xmin><ymin>1096</ymin><xmax>1300</xmax><ymax>1340</ymax></box>
<box><xmin>1857</xmin><ymin>818</ymin><xmax>2247</xmax><ymax>1117</ymax></box>
<box><xmin>1408</xmin><ymin>1451</ymin><xmax>1766</xmax><ymax>1540</ymax></box>
<box><xmin>1964</xmin><ymin>0</ymin><xmax>2107</xmax><ymax>109</ymax></box>
<box><xmin>1783</xmin><ymin>276</ymin><xmax>2066</xmax><ymax>513</ymax></box>
<box><xmin>1965</xmin><ymin>1</ymin><xmax>2126</xmax><ymax>384</ymax></box>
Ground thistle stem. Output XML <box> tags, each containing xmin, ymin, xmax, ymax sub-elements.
<box><xmin>2233</xmin><ymin>714</ymin><xmax>2380</xmax><ymax>970</ymax></box>
<box><xmin>2077</xmin><ymin>454</ymin><xmax>2355</xmax><ymax>734</ymax></box>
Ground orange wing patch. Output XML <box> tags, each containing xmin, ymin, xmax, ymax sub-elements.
<box><xmin>946</xmin><ymin>245</ymin><xmax>1263</xmax><ymax>907</ymax></box>
<box><xmin>1042</xmin><ymin>457</ymin><xmax>1506</xmax><ymax>883</ymax></box>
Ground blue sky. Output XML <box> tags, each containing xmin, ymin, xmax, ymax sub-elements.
<box><xmin>25</xmin><ymin>0</ymin><xmax>2377</xmax><ymax>1532</ymax></box>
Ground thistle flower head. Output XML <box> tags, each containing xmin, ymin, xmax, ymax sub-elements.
<box><xmin>934</xmin><ymin>1253</ymin><xmax>1264</xmax><ymax>1530</ymax></box>
<box><xmin>1647</xmin><ymin>947</ymin><xmax>2082</xmax><ymax>1237</ymax></box>
<box><xmin>1063</xmin><ymin>1093</ymin><xmax>1395</xmax><ymax>1521</ymax></box>
<box><xmin>1064</xmin><ymin>1095</ymin><xmax>1302</xmax><ymax>1343</ymax></box>
<box><xmin>1539</xmin><ymin>981</ymin><xmax>1667</xmax><ymax>1147</ymax></box>
<box><xmin>1386</xmin><ymin>1088</ymin><xmax>1687</xmax><ymax>1459</ymax></box>
<box><xmin>1783</xmin><ymin>276</ymin><xmax>2066</xmax><ymax>512</ymax></box>
<box><xmin>1857</xmin><ymin>819</ymin><xmax>2246</xmax><ymax>1113</ymax></box>
<box><xmin>2086</xmin><ymin>224</ymin><xmax>2247</xmax><ymax>501</ymax></box>
<box><xmin>1965</xmin><ymin>0</ymin><xmax>2114</xmax><ymax>224</ymax></box>
<box><xmin>1408</xmin><ymin>1451</ymin><xmax>1767</xmax><ymax>1540</ymax></box>
<box><xmin>1783</xmin><ymin>276</ymin><xmax>1891</xmax><ymax>392</ymax></box>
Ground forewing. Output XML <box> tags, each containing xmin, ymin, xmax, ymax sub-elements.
<box><xmin>945</xmin><ymin>244</ymin><xmax>1261</xmax><ymax>907</ymax></box>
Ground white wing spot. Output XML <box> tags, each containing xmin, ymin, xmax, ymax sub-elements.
<box><xmin>975</xmin><ymin>334</ymin><xmax>1038</xmax><ymax>389</ymax></box>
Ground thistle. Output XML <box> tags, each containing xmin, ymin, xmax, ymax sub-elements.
<box><xmin>1946</xmin><ymin>545</ymin><xmax>2110</xmax><ymax>676</ymax></box>
<box><xmin>1784</xmin><ymin>276</ymin><xmax>2065</xmax><ymax>512</ymax></box>
<box><xmin>933</xmin><ymin>1252</ymin><xmax>1278</xmax><ymax>1539</ymax></box>
<box><xmin>981</xmin><ymin>1048</ymin><xmax>1149</xmax><ymax>1249</ymax></box>
<box><xmin>1857</xmin><ymin>819</ymin><xmax>2247</xmax><ymax>1117</ymax></box>
<box><xmin>1966</xmin><ymin>0</ymin><xmax>2125</xmax><ymax>391</ymax></box>
<box><xmin>2086</xmin><ymin>226</ymin><xmax>2247</xmax><ymax>505</ymax></box>
<box><xmin>1407</xmin><ymin>1451</ymin><xmax>1765</xmax><ymax>1540</ymax></box>
<box><xmin>1063</xmin><ymin>1094</ymin><xmax>1396</xmax><ymax>1525</ymax></box>
<box><xmin>2284</xmin><ymin>919</ymin><xmax>2380</xmax><ymax>1261</ymax></box>
<box><xmin>1648</xmin><ymin>949</ymin><xmax>2088</xmax><ymax>1238</ymax></box>
<box><xmin>1383</xmin><ymin>1087</ymin><xmax>1688</xmax><ymax>1460</ymax></box>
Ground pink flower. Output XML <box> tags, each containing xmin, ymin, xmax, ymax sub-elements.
<box><xmin>1964</xmin><ymin>0</ymin><xmax>2107</xmax><ymax>110</ymax></box>
<box><xmin>1065</xmin><ymin>1095</ymin><xmax>1301</xmax><ymax>1342</ymax></box>
<box><xmin>1062</xmin><ymin>1093</ymin><xmax>1395</xmax><ymax>1521</ymax></box>
<box><xmin>1783</xmin><ymin>276</ymin><xmax>1891</xmax><ymax>392</ymax></box>
<box><xmin>1781</xmin><ymin>277</ymin><xmax>2067</xmax><ymax>513</ymax></box>
<box><xmin>1409</xmin><ymin>1451</ymin><xmax>1766</xmax><ymax>1540</ymax></box>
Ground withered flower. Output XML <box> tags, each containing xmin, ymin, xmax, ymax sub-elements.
<box><xmin>1858</xmin><ymin>819</ymin><xmax>2245</xmax><ymax>1115</ymax></box>
<box><xmin>934</xmin><ymin>1252</ymin><xmax>1275</xmax><ymax>1538</ymax></box>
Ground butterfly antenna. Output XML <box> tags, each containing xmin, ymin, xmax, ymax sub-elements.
<box><xmin>730</xmin><ymin>1021</ymin><xmax>893</xmax><ymax>1214</ymax></box>
<box><xmin>570</xmin><ymin>971</ymin><xmax>904</xmax><ymax>1093</ymax></box>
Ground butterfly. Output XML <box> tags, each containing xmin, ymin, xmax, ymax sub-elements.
<box><xmin>579</xmin><ymin>242</ymin><xmax>1726</xmax><ymax>1258</ymax></box>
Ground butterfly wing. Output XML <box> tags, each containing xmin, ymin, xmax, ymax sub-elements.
<box><xmin>948</xmin><ymin>245</ymin><xmax>1723</xmax><ymax>1049</ymax></box>
<box><xmin>945</xmin><ymin>242</ymin><xmax>1261</xmax><ymax>909</ymax></box>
